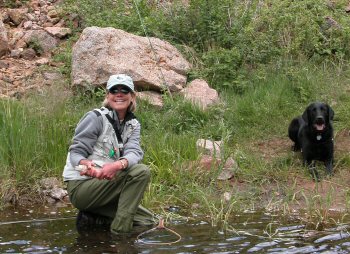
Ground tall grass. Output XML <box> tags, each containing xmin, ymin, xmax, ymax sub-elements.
<box><xmin>0</xmin><ymin>102</ymin><xmax>62</xmax><ymax>183</ymax></box>
<box><xmin>0</xmin><ymin>87</ymin><xmax>100</xmax><ymax>185</ymax></box>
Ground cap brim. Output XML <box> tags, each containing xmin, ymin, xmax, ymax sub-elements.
<box><xmin>108</xmin><ymin>84</ymin><xmax>133</xmax><ymax>92</ymax></box>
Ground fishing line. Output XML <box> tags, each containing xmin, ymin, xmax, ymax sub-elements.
<box><xmin>136</xmin><ymin>217</ymin><xmax>182</xmax><ymax>245</ymax></box>
<box><xmin>0</xmin><ymin>216</ymin><xmax>76</xmax><ymax>226</ymax></box>
<box><xmin>131</xmin><ymin>0</ymin><xmax>173</xmax><ymax>99</ymax></box>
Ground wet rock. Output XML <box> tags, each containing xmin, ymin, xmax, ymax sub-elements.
<box><xmin>167</xmin><ymin>205</ymin><xmax>180</xmax><ymax>213</ymax></box>
<box><xmin>40</xmin><ymin>177</ymin><xmax>62</xmax><ymax>189</ymax></box>
<box><xmin>49</xmin><ymin>187</ymin><xmax>67</xmax><ymax>200</ymax></box>
<box><xmin>39</xmin><ymin>177</ymin><xmax>67</xmax><ymax>201</ymax></box>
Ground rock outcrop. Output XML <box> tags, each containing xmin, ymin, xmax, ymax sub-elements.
<box><xmin>0</xmin><ymin>0</ymin><xmax>71</xmax><ymax>98</ymax></box>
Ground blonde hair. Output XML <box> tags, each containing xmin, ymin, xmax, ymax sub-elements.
<box><xmin>102</xmin><ymin>92</ymin><xmax>137</xmax><ymax>112</ymax></box>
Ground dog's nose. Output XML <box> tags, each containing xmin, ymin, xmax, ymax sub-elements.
<box><xmin>316</xmin><ymin>116</ymin><xmax>324</xmax><ymax>123</ymax></box>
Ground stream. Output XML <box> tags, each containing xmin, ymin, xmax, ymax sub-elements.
<box><xmin>1</xmin><ymin>204</ymin><xmax>350</xmax><ymax>253</ymax></box>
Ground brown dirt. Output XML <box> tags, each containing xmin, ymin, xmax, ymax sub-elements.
<box><xmin>247</xmin><ymin>129</ymin><xmax>350</xmax><ymax>212</ymax></box>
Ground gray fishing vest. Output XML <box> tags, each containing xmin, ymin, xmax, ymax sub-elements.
<box><xmin>63</xmin><ymin>107</ymin><xmax>138</xmax><ymax>181</ymax></box>
<box><xmin>87</xmin><ymin>107</ymin><xmax>138</xmax><ymax>167</ymax></box>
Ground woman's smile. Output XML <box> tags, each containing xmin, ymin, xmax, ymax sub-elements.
<box><xmin>107</xmin><ymin>91</ymin><xmax>133</xmax><ymax>120</ymax></box>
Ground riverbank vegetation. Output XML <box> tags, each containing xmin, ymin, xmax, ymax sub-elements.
<box><xmin>1</xmin><ymin>0</ymin><xmax>350</xmax><ymax>230</ymax></box>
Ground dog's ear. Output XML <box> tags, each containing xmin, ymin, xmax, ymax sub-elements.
<box><xmin>302</xmin><ymin>107</ymin><xmax>309</xmax><ymax>124</ymax></box>
<box><xmin>327</xmin><ymin>105</ymin><xmax>334</xmax><ymax>121</ymax></box>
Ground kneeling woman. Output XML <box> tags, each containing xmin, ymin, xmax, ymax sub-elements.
<box><xmin>63</xmin><ymin>74</ymin><xmax>154</xmax><ymax>234</ymax></box>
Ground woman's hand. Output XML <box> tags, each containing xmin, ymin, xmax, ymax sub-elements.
<box><xmin>79</xmin><ymin>159</ymin><xmax>95</xmax><ymax>169</ymax></box>
<box><xmin>78</xmin><ymin>159</ymin><xmax>127</xmax><ymax>180</ymax></box>
<box><xmin>97</xmin><ymin>163</ymin><xmax>118</xmax><ymax>180</ymax></box>
<box><xmin>78</xmin><ymin>159</ymin><xmax>101</xmax><ymax>178</ymax></box>
<box><xmin>97</xmin><ymin>159</ymin><xmax>128</xmax><ymax>180</ymax></box>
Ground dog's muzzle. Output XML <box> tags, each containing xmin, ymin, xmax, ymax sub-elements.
<box><xmin>314</xmin><ymin>117</ymin><xmax>325</xmax><ymax>131</ymax></box>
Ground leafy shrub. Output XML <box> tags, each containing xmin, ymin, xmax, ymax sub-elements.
<box><xmin>62</xmin><ymin>0</ymin><xmax>151</xmax><ymax>35</ymax></box>
<box><xmin>240</xmin><ymin>0</ymin><xmax>350</xmax><ymax>62</ymax></box>
<box><xmin>152</xmin><ymin>0</ymin><xmax>350</xmax><ymax>91</ymax></box>
<box><xmin>199</xmin><ymin>47</ymin><xmax>245</xmax><ymax>93</ymax></box>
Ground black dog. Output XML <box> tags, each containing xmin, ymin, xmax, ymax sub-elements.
<box><xmin>288</xmin><ymin>102</ymin><xmax>334</xmax><ymax>179</ymax></box>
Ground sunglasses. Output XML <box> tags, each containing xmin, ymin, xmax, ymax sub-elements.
<box><xmin>109</xmin><ymin>87</ymin><xmax>131</xmax><ymax>95</ymax></box>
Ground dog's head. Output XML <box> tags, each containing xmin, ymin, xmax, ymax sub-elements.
<box><xmin>302</xmin><ymin>102</ymin><xmax>334</xmax><ymax>132</ymax></box>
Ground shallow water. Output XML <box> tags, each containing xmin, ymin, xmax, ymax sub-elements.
<box><xmin>1</xmin><ymin>205</ymin><xmax>350</xmax><ymax>253</ymax></box>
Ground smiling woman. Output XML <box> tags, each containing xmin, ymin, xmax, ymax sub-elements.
<box><xmin>62</xmin><ymin>74</ymin><xmax>156</xmax><ymax>234</ymax></box>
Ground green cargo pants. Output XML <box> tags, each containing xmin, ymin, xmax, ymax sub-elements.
<box><xmin>67</xmin><ymin>164</ymin><xmax>155</xmax><ymax>234</ymax></box>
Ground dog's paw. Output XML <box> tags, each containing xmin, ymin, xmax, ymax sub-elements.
<box><xmin>308</xmin><ymin>166</ymin><xmax>320</xmax><ymax>181</ymax></box>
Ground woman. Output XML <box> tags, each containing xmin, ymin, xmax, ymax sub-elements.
<box><xmin>63</xmin><ymin>74</ymin><xmax>155</xmax><ymax>234</ymax></box>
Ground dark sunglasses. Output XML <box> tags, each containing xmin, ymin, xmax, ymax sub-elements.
<box><xmin>109</xmin><ymin>87</ymin><xmax>131</xmax><ymax>95</ymax></box>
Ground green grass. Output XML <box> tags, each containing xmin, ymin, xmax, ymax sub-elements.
<box><xmin>2</xmin><ymin>0</ymin><xmax>350</xmax><ymax>229</ymax></box>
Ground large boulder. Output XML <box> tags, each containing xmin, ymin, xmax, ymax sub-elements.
<box><xmin>71</xmin><ymin>26</ymin><xmax>191</xmax><ymax>92</ymax></box>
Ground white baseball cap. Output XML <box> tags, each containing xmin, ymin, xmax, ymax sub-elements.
<box><xmin>106</xmin><ymin>74</ymin><xmax>135</xmax><ymax>92</ymax></box>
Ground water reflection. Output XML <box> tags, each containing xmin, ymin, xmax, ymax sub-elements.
<box><xmin>0</xmin><ymin>206</ymin><xmax>350</xmax><ymax>253</ymax></box>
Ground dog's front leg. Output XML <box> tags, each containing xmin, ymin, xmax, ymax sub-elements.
<box><xmin>293</xmin><ymin>142</ymin><xmax>301</xmax><ymax>152</ymax></box>
<box><xmin>305</xmin><ymin>160</ymin><xmax>320</xmax><ymax>181</ymax></box>
<box><xmin>324</xmin><ymin>159</ymin><xmax>333</xmax><ymax>176</ymax></box>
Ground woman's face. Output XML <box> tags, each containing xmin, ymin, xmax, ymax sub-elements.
<box><xmin>106</xmin><ymin>85</ymin><xmax>134</xmax><ymax>116</ymax></box>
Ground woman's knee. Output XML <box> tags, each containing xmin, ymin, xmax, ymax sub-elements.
<box><xmin>129</xmin><ymin>164</ymin><xmax>150</xmax><ymax>180</ymax></box>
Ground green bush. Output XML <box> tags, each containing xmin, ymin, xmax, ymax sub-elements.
<box><xmin>242</xmin><ymin>0</ymin><xmax>350</xmax><ymax>61</ymax></box>
<box><xmin>200</xmin><ymin>47</ymin><xmax>244</xmax><ymax>92</ymax></box>
<box><xmin>62</xmin><ymin>0</ymin><xmax>151</xmax><ymax>35</ymax></box>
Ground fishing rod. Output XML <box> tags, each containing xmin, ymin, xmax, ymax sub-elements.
<box><xmin>132</xmin><ymin>0</ymin><xmax>173</xmax><ymax>100</ymax></box>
